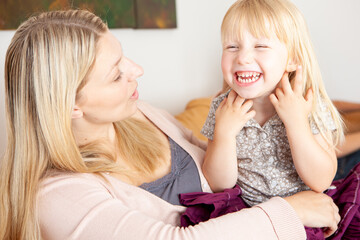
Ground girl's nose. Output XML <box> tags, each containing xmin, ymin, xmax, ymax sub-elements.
<box><xmin>237</xmin><ymin>49</ymin><xmax>253</xmax><ymax>65</ymax></box>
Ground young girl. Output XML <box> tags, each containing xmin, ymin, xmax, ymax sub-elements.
<box><xmin>198</xmin><ymin>0</ymin><xmax>359</xmax><ymax>238</ymax></box>
<box><xmin>202</xmin><ymin>0</ymin><xmax>343</xmax><ymax>203</ymax></box>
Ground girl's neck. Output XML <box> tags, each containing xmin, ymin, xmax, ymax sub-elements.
<box><xmin>251</xmin><ymin>96</ymin><xmax>276</xmax><ymax>127</ymax></box>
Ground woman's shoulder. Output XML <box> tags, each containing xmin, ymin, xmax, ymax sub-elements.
<box><xmin>40</xmin><ymin>171</ymin><xmax>108</xmax><ymax>190</ymax></box>
<box><xmin>38</xmin><ymin>171</ymin><xmax>116</xmax><ymax>209</ymax></box>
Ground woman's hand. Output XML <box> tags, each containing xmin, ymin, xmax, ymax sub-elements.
<box><xmin>284</xmin><ymin>191</ymin><xmax>340</xmax><ymax>238</ymax></box>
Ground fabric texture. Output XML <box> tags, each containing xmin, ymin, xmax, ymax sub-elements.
<box><xmin>200</xmin><ymin>90</ymin><xmax>335</xmax><ymax>205</ymax></box>
<box><xmin>179</xmin><ymin>185</ymin><xmax>249</xmax><ymax>227</ymax></box>
<box><xmin>335</xmin><ymin>150</ymin><xmax>360</xmax><ymax>180</ymax></box>
<box><xmin>326</xmin><ymin>162</ymin><xmax>360</xmax><ymax>239</ymax></box>
<box><xmin>38</xmin><ymin>100</ymin><xmax>306</xmax><ymax>240</ymax></box>
<box><xmin>175</xmin><ymin>96</ymin><xmax>360</xmax><ymax>180</ymax></box>
<box><xmin>139</xmin><ymin>137</ymin><xmax>202</xmax><ymax>205</ymax></box>
<box><xmin>179</xmin><ymin>161</ymin><xmax>360</xmax><ymax>240</ymax></box>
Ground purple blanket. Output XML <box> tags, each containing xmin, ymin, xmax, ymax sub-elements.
<box><xmin>180</xmin><ymin>162</ymin><xmax>360</xmax><ymax>239</ymax></box>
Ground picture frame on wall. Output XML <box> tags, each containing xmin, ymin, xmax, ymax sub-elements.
<box><xmin>0</xmin><ymin>0</ymin><xmax>177</xmax><ymax>30</ymax></box>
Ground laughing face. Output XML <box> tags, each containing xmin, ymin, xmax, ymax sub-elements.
<box><xmin>221</xmin><ymin>28</ymin><xmax>292</xmax><ymax>100</ymax></box>
<box><xmin>76</xmin><ymin>31</ymin><xmax>143</xmax><ymax>125</ymax></box>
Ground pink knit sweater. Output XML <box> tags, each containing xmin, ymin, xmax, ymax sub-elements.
<box><xmin>38</xmin><ymin>101</ymin><xmax>306</xmax><ymax>239</ymax></box>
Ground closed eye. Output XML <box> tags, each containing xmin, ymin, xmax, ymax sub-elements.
<box><xmin>255</xmin><ymin>44</ymin><xmax>269</xmax><ymax>48</ymax></box>
<box><xmin>225</xmin><ymin>45</ymin><xmax>239</xmax><ymax>51</ymax></box>
<box><xmin>227</xmin><ymin>45</ymin><xmax>237</xmax><ymax>49</ymax></box>
<box><xmin>114</xmin><ymin>72</ymin><xmax>123</xmax><ymax>81</ymax></box>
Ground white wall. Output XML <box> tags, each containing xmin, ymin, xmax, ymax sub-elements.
<box><xmin>0</xmin><ymin>0</ymin><xmax>360</xmax><ymax>155</ymax></box>
<box><xmin>292</xmin><ymin>0</ymin><xmax>360</xmax><ymax>102</ymax></box>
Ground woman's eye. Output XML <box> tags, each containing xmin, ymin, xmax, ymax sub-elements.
<box><xmin>114</xmin><ymin>72</ymin><xmax>123</xmax><ymax>81</ymax></box>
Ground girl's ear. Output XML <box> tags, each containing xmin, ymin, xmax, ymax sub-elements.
<box><xmin>71</xmin><ymin>105</ymin><xmax>83</xmax><ymax>119</ymax></box>
<box><xmin>286</xmin><ymin>59</ymin><xmax>297</xmax><ymax>72</ymax></box>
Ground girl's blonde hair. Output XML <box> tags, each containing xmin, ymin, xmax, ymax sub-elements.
<box><xmin>0</xmin><ymin>9</ymin><xmax>166</xmax><ymax>239</ymax></box>
<box><xmin>221</xmin><ymin>0</ymin><xmax>344</xmax><ymax>147</ymax></box>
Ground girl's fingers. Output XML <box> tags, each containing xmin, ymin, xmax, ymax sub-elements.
<box><xmin>226</xmin><ymin>90</ymin><xmax>237</xmax><ymax>104</ymax></box>
<box><xmin>293</xmin><ymin>66</ymin><xmax>303</xmax><ymax>94</ymax></box>
<box><xmin>223</xmin><ymin>90</ymin><xmax>254</xmax><ymax>116</ymax></box>
<box><xmin>275</xmin><ymin>88</ymin><xmax>284</xmax><ymax>99</ymax></box>
<box><xmin>305</xmin><ymin>88</ymin><xmax>313</xmax><ymax>103</ymax></box>
<box><xmin>240</xmin><ymin>99</ymin><xmax>253</xmax><ymax>112</ymax></box>
<box><xmin>269</xmin><ymin>93</ymin><xmax>278</xmax><ymax>106</ymax></box>
<box><xmin>245</xmin><ymin>109</ymin><xmax>256</xmax><ymax>120</ymax></box>
<box><xmin>280</xmin><ymin>72</ymin><xmax>292</xmax><ymax>93</ymax></box>
<box><xmin>218</xmin><ymin>96</ymin><xmax>227</xmax><ymax>109</ymax></box>
<box><xmin>233</xmin><ymin>95</ymin><xmax>246</xmax><ymax>108</ymax></box>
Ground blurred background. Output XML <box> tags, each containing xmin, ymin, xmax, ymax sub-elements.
<box><xmin>0</xmin><ymin>0</ymin><xmax>359</xmax><ymax>155</ymax></box>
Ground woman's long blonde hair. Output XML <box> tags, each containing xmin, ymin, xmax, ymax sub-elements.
<box><xmin>0</xmin><ymin>9</ymin><xmax>165</xmax><ymax>239</ymax></box>
<box><xmin>221</xmin><ymin>0</ymin><xmax>344</xmax><ymax>147</ymax></box>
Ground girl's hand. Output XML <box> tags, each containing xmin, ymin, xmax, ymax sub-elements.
<box><xmin>269</xmin><ymin>66</ymin><xmax>313</xmax><ymax>128</ymax></box>
<box><xmin>214</xmin><ymin>90</ymin><xmax>256</xmax><ymax>139</ymax></box>
<box><xmin>284</xmin><ymin>191</ymin><xmax>340</xmax><ymax>238</ymax></box>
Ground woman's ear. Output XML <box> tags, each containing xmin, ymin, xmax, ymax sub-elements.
<box><xmin>286</xmin><ymin>59</ymin><xmax>297</xmax><ymax>72</ymax></box>
<box><xmin>71</xmin><ymin>105</ymin><xmax>83</xmax><ymax>119</ymax></box>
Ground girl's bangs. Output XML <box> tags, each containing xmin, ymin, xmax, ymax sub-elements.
<box><xmin>221</xmin><ymin>2</ymin><xmax>284</xmax><ymax>44</ymax></box>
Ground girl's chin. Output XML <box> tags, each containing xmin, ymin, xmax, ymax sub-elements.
<box><xmin>228</xmin><ymin>88</ymin><xmax>251</xmax><ymax>99</ymax></box>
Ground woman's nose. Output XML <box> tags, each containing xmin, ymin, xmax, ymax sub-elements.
<box><xmin>126</xmin><ymin>57</ymin><xmax>144</xmax><ymax>80</ymax></box>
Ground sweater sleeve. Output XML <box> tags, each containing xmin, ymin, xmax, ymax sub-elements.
<box><xmin>38</xmin><ymin>174</ymin><xmax>306</xmax><ymax>240</ymax></box>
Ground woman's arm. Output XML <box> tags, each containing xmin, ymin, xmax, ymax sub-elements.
<box><xmin>38</xmin><ymin>173</ymin><xmax>339</xmax><ymax>240</ymax></box>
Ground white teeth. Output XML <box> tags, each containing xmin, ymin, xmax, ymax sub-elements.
<box><xmin>236</xmin><ymin>72</ymin><xmax>260</xmax><ymax>83</ymax></box>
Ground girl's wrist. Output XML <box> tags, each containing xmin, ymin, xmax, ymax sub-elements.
<box><xmin>283</xmin><ymin>116</ymin><xmax>310</xmax><ymax>131</ymax></box>
<box><xmin>213</xmin><ymin>128</ymin><xmax>237</xmax><ymax>141</ymax></box>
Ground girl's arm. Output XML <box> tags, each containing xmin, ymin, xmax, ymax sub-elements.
<box><xmin>285</xmin><ymin>121</ymin><xmax>337</xmax><ymax>192</ymax></box>
<box><xmin>270</xmin><ymin>67</ymin><xmax>336</xmax><ymax>193</ymax></box>
<box><xmin>202</xmin><ymin>90</ymin><xmax>255</xmax><ymax>192</ymax></box>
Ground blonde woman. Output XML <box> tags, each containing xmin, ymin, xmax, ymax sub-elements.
<box><xmin>0</xmin><ymin>9</ymin><xmax>340</xmax><ymax>240</ymax></box>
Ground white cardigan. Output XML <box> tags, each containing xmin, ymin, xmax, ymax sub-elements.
<box><xmin>38</xmin><ymin>101</ymin><xmax>306</xmax><ymax>240</ymax></box>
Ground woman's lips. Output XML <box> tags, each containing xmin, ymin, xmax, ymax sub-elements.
<box><xmin>131</xmin><ymin>89</ymin><xmax>139</xmax><ymax>99</ymax></box>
